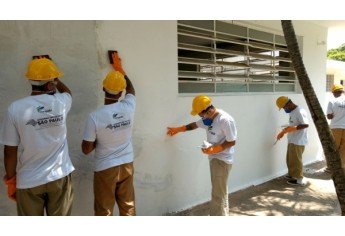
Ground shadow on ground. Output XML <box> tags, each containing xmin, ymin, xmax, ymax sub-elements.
<box><xmin>172</xmin><ymin>161</ymin><xmax>341</xmax><ymax>216</ymax></box>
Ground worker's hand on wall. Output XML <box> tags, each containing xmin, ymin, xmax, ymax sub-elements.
<box><xmin>166</xmin><ymin>126</ymin><xmax>186</xmax><ymax>136</ymax></box>
<box><xmin>276</xmin><ymin>130</ymin><xmax>286</xmax><ymax>140</ymax></box>
<box><xmin>111</xmin><ymin>52</ymin><xmax>126</xmax><ymax>75</ymax></box>
<box><xmin>3</xmin><ymin>175</ymin><xmax>16</xmax><ymax>202</ymax></box>
<box><xmin>202</xmin><ymin>144</ymin><xmax>224</xmax><ymax>155</ymax></box>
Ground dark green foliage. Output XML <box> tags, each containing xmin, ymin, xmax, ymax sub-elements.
<box><xmin>327</xmin><ymin>43</ymin><xmax>345</xmax><ymax>61</ymax></box>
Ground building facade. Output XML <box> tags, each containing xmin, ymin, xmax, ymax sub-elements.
<box><xmin>0</xmin><ymin>20</ymin><xmax>329</xmax><ymax>215</ymax></box>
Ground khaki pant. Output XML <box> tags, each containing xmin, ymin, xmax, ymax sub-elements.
<box><xmin>286</xmin><ymin>143</ymin><xmax>305</xmax><ymax>179</ymax></box>
<box><xmin>331</xmin><ymin>129</ymin><xmax>345</xmax><ymax>169</ymax></box>
<box><xmin>209</xmin><ymin>158</ymin><xmax>232</xmax><ymax>216</ymax></box>
<box><xmin>94</xmin><ymin>162</ymin><xmax>136</xmax><ymax>216</ymax></box>
<box><xmin>16</xmin><ymin>174</ymin><xmax>73</xmax><ymax>216</ymax></box>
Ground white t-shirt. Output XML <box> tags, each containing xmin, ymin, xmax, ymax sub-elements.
<box><xmin>83</xmin><ymin>94</ymin><xmax>136</xmax><ymax>171</ymax></box>
<box><xmin>0</xmin><ymin>92</ymin><xmax>75</xmax><ymax>189</ymax></box>
<box><xmin>196</xmin><ymin>109</ymin><xmax>237</xmax><ymax>164</ymax></box>
<box><xmin>327</xmin><ymin>95</ymin><xmax>345</xmax><ymax>129</ymax></box>
<box><xmin>287</xmin><ymin>106</ymin><xmax>309</xmax><ymax>145</ymax></box>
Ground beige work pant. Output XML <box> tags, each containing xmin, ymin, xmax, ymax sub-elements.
<box><xmin>331</xmin><ymin>129</ymin><xmax>345</xmax><ymax>169</ymax></box>
<box><xmin>94</xmin><ymin>162</ymin><xmax>136</xmax><ymax>216</ymax></box>
<box><xmin>286</xmin><ymin>143</ymin><xmax>305</xmax><ymax>179</ymax></box>
<box><xmin>16</xmin><ymin>174</ymin><xmax>73</xmax><ymax>216</ymax></box>
<box><xmin>209</xmin><ymin>158</ymin><xmax>232</xmax><ymax>216</ymax></box>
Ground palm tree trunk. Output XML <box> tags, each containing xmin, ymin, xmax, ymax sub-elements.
<box><xmin>281</xmin><ymin>20</ymin><xmax>345</xmax><ymax>215</ymax></box>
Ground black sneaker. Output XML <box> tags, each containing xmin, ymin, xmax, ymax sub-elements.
<box><xmin>287</xmin><ymin>179</ymin><xmax>305</xmax><ymax>186</ymax></box>
<box><xmin>284</xmin><ymin>175</ymin><xmax>296</xmax><ymax>180</ymax></box>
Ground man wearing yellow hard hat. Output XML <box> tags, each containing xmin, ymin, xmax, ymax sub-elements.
<box><xmin>167</xmin><ymin>95</ymin><xmax>237</xmax><ymax>216</ymax></box>
<box><xmin>276</xmin><ymin>96</ymin><xmax>309</xmax><ymax>186</ymax></box>
<box><xmin>326</xmin><ymin>84</ymin><xmax>345</xmax><ymax>172</ymax></box>
<box><xmin>82</xmin><ymin>51</ymin><xmax>136</xmax><ymax>216</ymax></box>
<box><xmin>0</xmin><ymin>57</ymin><xmax>75</xmax><ymax>215</ymax></box>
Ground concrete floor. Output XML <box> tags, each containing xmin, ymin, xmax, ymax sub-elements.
<box><xmin>173</xmin><ymin>161</ymin><xmax>341</xmax><ymax>216</ymax></box>
<box><xmin>0</xmin><ymin>161</ymin><xmax>341</xmax><ymax>216</ymax></box>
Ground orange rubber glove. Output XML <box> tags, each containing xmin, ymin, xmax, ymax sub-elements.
<box><xmin>3</xmin><ymin>175</ymin><xmax>16</xmax><ymax>202</ymax></box>
<box><xmin>202</xmin><ymin>144</ymin><xmax>224</xmax><ymax>155</ymax></box>
<box><xmin>277</xmin><ymin>126</ymin><xmax>298</xmax><ymax>140</ymax></box>
<box><xmin>111</xmin><ymin>52</ymin><xmax>126</xmax><ymax>75</ymax></box>
<box><xmin>167</xmin><ymin>126</ymin><xmax>186</xmax><ymax>136</ymax></box>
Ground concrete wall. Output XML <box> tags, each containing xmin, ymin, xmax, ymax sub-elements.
<box><xmin>0</xmin><ymin>20</ymin><xmax>328</xmax><ymax>215</ymax></box>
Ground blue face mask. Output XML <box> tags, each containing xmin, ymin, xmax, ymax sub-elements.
<box><xmin>202</xmin><ymin>118</ymin><xmax>213</xmax><ymax>126</ymax></box>
<box><xmin>284</xmin><ymin>109</ymin><xmax>292</xmax><ymax>113</ymax></box>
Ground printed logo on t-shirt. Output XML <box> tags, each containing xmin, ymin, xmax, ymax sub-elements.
<box><xmin>36</xmin><ymin>105</ymin><xmax>52</xmax><ymax>113</ymax></box>
<box><xmin>113</xmin><ymin>113</ymin><xmax>124</xmax><ymax>119</ymax></box>
<box><xmin>208</xmin><ymin>130</ymin><xmax>216</xmax><ymax>135</ymax></box>
<box><xmin>26</xmin><ymin>114</ymin><xmax>64</xmax><ymax>129</ymax></box>
<box><xmin>337</xmin><ymin>102</ymin><xmax>345</xmax><ymax>108</ymax></box>
<box><xmin>106</xmin><ymin>120</ymin><xmax>131</xmax><ymax>131</ymax></box>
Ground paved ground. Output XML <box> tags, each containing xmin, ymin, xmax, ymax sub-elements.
<box><xmin>173</xmin><ymin>161</ymin><xmax>341</xmax><ymax>216</ymax></box>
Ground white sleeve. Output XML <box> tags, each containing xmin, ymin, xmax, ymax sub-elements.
<box><xmin>222</xmin><ymin>119</ymin><xmax>237</xmax><ymax>142</ymax></box>
<box><xmin>326</xmin><ymin>100</ymin><xmax>333</xmax><ymax>115</ymax></box>
<box><xmin>82</xmin><ymin>114</ymin><xmax>96</xmax><ymax>142</ymax></box>
<box><xmin>299</xmin><ymin>109</ymin><xmax>309</xmax><ymax>125</ymax></box>
<box><xmin>121</xmin><ymin>94</ymin><xmax>136</xmax><ymax>112</ymax></box>
<box><xmin>195</xmin><ymin>119</ymin><xmax>205</xmax><ymax>128</ymax></box>
<box><xmin>56</xmin><ymin>92</ymin><xmax>72</xmax><ymax>113</ymax></box>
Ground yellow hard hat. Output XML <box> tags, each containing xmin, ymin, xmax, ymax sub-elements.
<box><xmin>103</xmin><ymin>71</ymin><xmax>126</xmax><ymax>94</ymax></box>
<box><xmin>276</xmin><ymin>96</ymin><xmax>290</xmax><ymax>110</ymax></box>
<box><xmin>26</xmin><ymin>58</ymin><xmax>64</xmax><ymax>81</ymax></box>
<box><xmin>190</xmin><ymin>95</ymin><xmax>212</xmax><ymax>116</ymax></box>
<box><xmin>331</xmin><ymin>84</ymin><xmax>344</xmax><ymax>93</ymax></box>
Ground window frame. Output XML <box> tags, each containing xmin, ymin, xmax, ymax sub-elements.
<box><xmin>178</xmin><ymin>20</ymin><xmax>301</xmax><ymax>95</ymax></box>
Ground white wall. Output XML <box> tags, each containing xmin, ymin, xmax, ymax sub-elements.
<box><xmin>327</xmin><ymin>60</ymin><xmax>345</xmax><ymax>84</ymax></box>
<box><xmin>0</xmin><ymin>20</ymin><xmax>328</xmax><ymax>216</ymax></box>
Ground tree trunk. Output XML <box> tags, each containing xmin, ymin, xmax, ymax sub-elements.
<box><xmin>281</xmin><ymin>20</ymin><xmax>345</xmax><ymax>215</ymax></box>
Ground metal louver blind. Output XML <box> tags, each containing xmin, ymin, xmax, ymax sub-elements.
<box><xmin>178</xmin><ymin>20</ymin><xmax>298</xmax><ymax>94</ymax></box>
